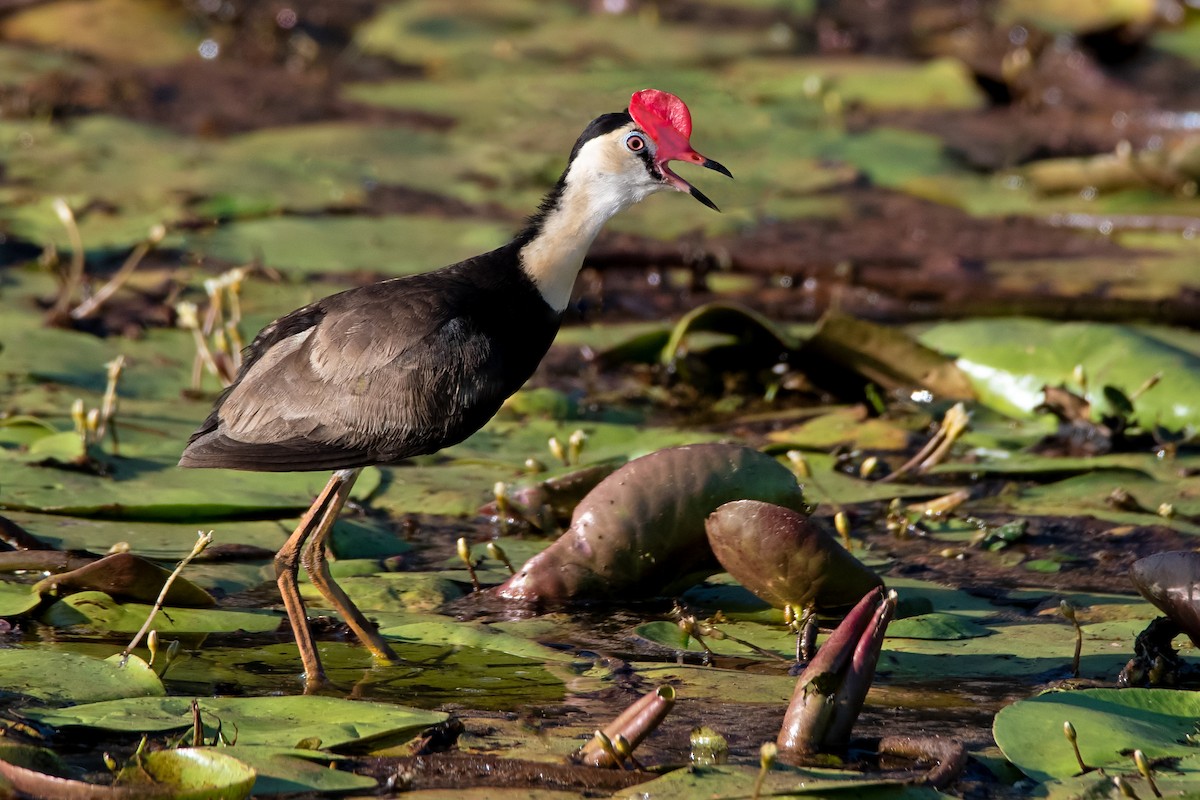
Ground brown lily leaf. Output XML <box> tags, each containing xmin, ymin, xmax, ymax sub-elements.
<box><xmin>33</xmin><ymin>552</ymin><xmax>215</xmax><ymax>607</ymax></box>
<box><xmin>796</xmin><ymin>312</ymin><xmax>977</xmax><ymax>402</ymax></box>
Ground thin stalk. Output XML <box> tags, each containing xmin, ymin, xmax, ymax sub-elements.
<box><xmin>121</xmin><ymin>531</ymin><xmax>212</xmax><ymax>663</ymax></box>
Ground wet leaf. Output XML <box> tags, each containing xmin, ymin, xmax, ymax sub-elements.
<box><xmin>0</xmin><ymin>746</ymin><xmax>256</xmax><ymax>800</ymax></box>
<box><xmin>379</xmin><ymin>619</ymin><xmax>580</xmax><ymax>663</ymax></box>
<box><xmin>0</xmin><ymin>650</ymin><xmax>164</xmax><ymax>703</ymax></box>
<box><xmin>731</xmin><ymin>56</ymin><xmax>985</xmax><ymax>110</ymax></box>
<box><xmin>610</xmin><ymin>763</ymin><xmax>948</xmax><ymax>799</ymax></box>
<box><xmin>661</xmin><ymin>302</ymin><xmax>802</xmax><ymax>365</ymax></box>
<box><xmin>34</xmin><ymin>552</ymin><xmax>215</xmax><ymax>607</ymax></box>
<box><xmin>996</xmin><ymin>0</ymin><xmax>1158</xmax><ymax>34</ymax></box>
<box><xmin>885</xmin><ymin>613</ymin><xmax>992</xmax><ymax>641</ymax></box>
<box><xmin>0</xmin><ymin>579</ymin><xmax>41</xmax><ymax>617</ymax></box>
<box><xmin>705</xmin><ymin>500</ymin><xmax>883</xmax><ymax>611</ymax></box>
<box><xmin>40</xmin><ymin>591</ymin><xmax>281</xmax><ymax>634</ymax></box>
<box><xmin>114</xmin><ymin>749</ymin><xmax>258</xmax><ymax>799</ymax></box>
<box><xmin>767</xmin><ymin>407</ymin><xmax>917</xmax><ymax>452</ymax></box>
<box><xmin>993</xmin><ymin>688</ymin><xmax>1200</xmax><ymax>783</ymax></box>
<box><xmin>1</xmin><ymin>0</ymin><xmax>199</xmax><ymax>66</ymax></box>
<box><xmin>194</xmin><ymin>747</ymin><xmax>375</xmax><ymax>796</ymax></box>
<box><xmin>798</xmin><ymin>312</ymin><xmax>977</xmax><ymax>401</ymax></box>
<box><xmin>181</xmin><ymin>216</ymin><xmax>511</xmax><ymax>278</ymax></box>
<box><xmin>497</xmin><ymin>444</ymin><xmax>807</xmax><ymax>605</ymax></box>
<box><xmin>25</xmin><ymin>696</ymin><xmax>448</xmax><ymax>750</ymax></box>
<box><xmin>918</xmin><ymin>319</ymin><xmax>1200</xmax><ymax>427</ymax></box>
<box><xmin>301</xmin><ymin>573</ymin><xmax>464</xmax><ymax>614</ymax></box>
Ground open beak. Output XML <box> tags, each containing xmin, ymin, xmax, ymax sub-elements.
<box><xmin>629</xmin><ymin>89</ymin><xmax>732</xmax><ymax>211</ymax></box>
<box><xmin>658</xmin><ymin>150</ymin><xmax>733</xmax><ymax>212</ymax></box>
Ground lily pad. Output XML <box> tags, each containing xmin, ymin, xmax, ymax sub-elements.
<box><xmin>0</xmin><ymin>579</ymin><xmax>41</xmax><ymax>617</ymax></box>
<box><xmin>611</xmin><ymin>763</ymin><xmax>948</xmax><ymax>799</ymax></box>
<box><xmin>181</xmin><ymin>216</ymin><xmax>511</xmax><ymax>278</ymax></box>
<box><xmin>213</xmin><ymin>747</ymin><xmax>376</xmax><ymax>796</ymax></box>
<box><xmin>0</xmin><ymin>649</ymin><xmax>164</xmax><ymax>703</ymax></box>
<box><xmin>993</xmin><ymin>688</ymin><xmax>1200</xmax><ymax>784</ymax></box>
<box><xmin>918</xmin><ymin>318</ymin><xmax>1200</xmax><ymax>428</ymax></box>
<box><xmin>885</xmin><ymin>613</ymin><xmax>992</xmax><ymax>641</ymax></box>
<box><xmin>24</xmin><ymin>695</ymin><xmax>448</xmax><ymax>750</ymax></box>
<box><xmin>40</xmin><ymin>591</ymin><xmax>281</xmax><ymax>635</ymax></box>
<box><xmin>0</xmin><ymin>744</ymin><xmax>257</xmax><ymax>800</ymax></box>
<box><xmin>379</xmin><ymin>619</ymin><xmax>580</xmax><ymax>663</ymax></box>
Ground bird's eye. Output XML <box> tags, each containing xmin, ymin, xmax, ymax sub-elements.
<box><xmin>624</xmin><ymin>132</ymin><xmax>647</xmax><ymax>152</ymax></box>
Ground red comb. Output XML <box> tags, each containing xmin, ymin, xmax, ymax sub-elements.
<box><xmin>629</xmin><ymin>89</ymin><xmax>694</xmax><ymax>160</ymax></box>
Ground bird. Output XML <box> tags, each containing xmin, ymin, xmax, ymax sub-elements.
<box><xmin>179</xmin><ymin>89</ymin><xmax>731</xmax><ymax>687</ymax></box>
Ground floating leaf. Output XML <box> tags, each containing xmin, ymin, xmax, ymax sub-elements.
<box><xmin>610</xmin><ymin>763</ymin><xmax>946</xmax><ymax>799</ymax></box>
<box><xmin>0</xmin><ymin>746</ymin><xmax>257</xmax><ymax>800</ymax></box>
<box><xmin>918</xmin><ymin>319</ymin><xmax>1200</xmax><ymax>428</ymax></box>
<box><xmin>34</xmin><ymin>552</ymin><xmax>215</xmax><ymax>607</ymax></box>
<box><xmin>797</xmin><ymin>312</ymin><xmax>977</xmax><ymax>402</ymax></box>
<box><xmin>885</xmin><ymin>613</ymin><xmax>992</xmax><ymax>641</ymax></box>
<box><xmin>0</xmin><ymin>650</ymin><xmax>164</xmax><ymax>703</ymax></box>
<box><xmin>994</xmin><ymin>688</ymin><xmax>1200</xmax><ymax>784</ymax></box>
<box><xmin>195</xmin><ymin>747</ymin><xmax>375</xmax><ymax>796</ymax></box>
<box><xmin>379</xmin><ymin>619</ymin><xmax>579</xmax><ymax>663</ymax></box>
<box><xmin>181</xmin><ymin>216</ymin><xmax>511</xmax><ymax>278</ymax></box>
<box><xmin>25</xmin><ymin>696</ymin><xmax>448</xmax><ymax>750</ymax></box>
<box><xmin>40</xmin><ymin>591</ymin><xmax>281</xmax><ymax>635</ymax></box>
<box><xmin>0</xmin><ymin>580</ymin><xmax>41</xmax><ymax>618</ymax></box>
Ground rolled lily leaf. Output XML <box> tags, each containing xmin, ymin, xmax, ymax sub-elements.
<box><xmin>577</xmin><ymin>685</ymin><xmax>676</xmax><ymax>768</ymax></box>
<box><xmin>33</xmin><ymin>552</ymin><xmax>215</xmax><ymax>608</ymax></box>
<box><xmin>1130</xmin><ymin>551</ymin><xmax>1200</xmax><ymax>646</ymax></box>
<box><xmin>660</xmin><ymin>302</ymin><xmax>802</xmax><ymax>366</ymax></box>
<box><xmin>496</xmin><ymin>444</ymin><xmax>807</xmax><ymax>606</ymax></box>
<box><xmin>777</xmin><ymin>586</ymin><xmax>897</xmax><ymax>756</ymax></box>
<box><xmin>796</xmin><ymin>312</ymin><xmax>976</xmax><ymax>402</ymax></box>
<box><xmin>705</xmin><ymin>500</ymin><xmax>882</xmax><ymax>612</ymax></box>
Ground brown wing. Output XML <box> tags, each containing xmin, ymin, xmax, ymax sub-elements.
<box><xmin>179</xmin><ymin>270</ymin><xmax>510</xmax><ymax>472</ymax></box>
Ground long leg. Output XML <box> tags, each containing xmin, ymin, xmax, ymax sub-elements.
<box><xmin>275</xmin><ymin>471</ymin><xmax>345</xmax><ymax>687</ymax></box>
<box><xmin>301</xmin><ymin>468</ymin><xmax>399</xmax><ymax>663</ymax></box>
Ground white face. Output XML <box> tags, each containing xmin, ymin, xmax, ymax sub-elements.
<box><xmin>519</xmin><ymin>121</ymin><xmax>676</xmax><ymax>312</ymax></box>
<box><xmin>562</xmin><ymin>122</ymin><xmax>670</xmax><ymax>216</ymax></box>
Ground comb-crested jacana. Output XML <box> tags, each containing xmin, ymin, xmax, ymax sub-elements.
<box><xmin>179</xmin><ymin>89</ymin><xmax>731</xmax><ymax>686</ymax></box>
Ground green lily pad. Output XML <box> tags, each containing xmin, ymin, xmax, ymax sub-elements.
<box><xmin>918</xmin><ymin>318</ymin><xmax>1200</xmax><ymax>428</ymax></box>
<box><xmin>40</xmin><ymin>591</ymin><xmax>281</xmax><ymax>634</ymax></box>
<box><xmin>0</xmin><ymin>459</ymin><xmax>382</xmax><ymax>521</ymax></box>
<box><xmin>0</xmin><ymin>744</ymin><xmax>257</xmax><ymax>800</ymax></box>
<box><xmin>25</xmin><ymin>695</ymin><xmax>448</xmax><ymax>750</ymax></box>
<box><xmin>728</xmin><ymin>56</ymin><xmax>985</xmax><ymax>111</ymax></box>
<box><xmin>885</xmin><ymin>612</ymin><xmax>993</xmax><ymax>641</ymax></box>
<box><xmin>180</xmin><ymin>216</ymin><xmax>511</xmax><ymax>278</ymax></box>
<box><xmin>0</xmin><ymin>649</ymin><xmax>164</xmax><ymax>703</ymax></box>
<box><xmin>156</xmin><ymin>640</ymin><xmax>567</xmax><ymax>710</ymax></box>
<box><xmin>994</xmin><ymin>688</ymin><xmax>1200</xmax><ymax>784</ymax></box>
<box><xmin>213</xmin><ymin>747</ymin><xmax>376</xmax><ymax>796</ymax></box>
<box><xmin>300</xmin><ymin>573</ymin><xmax>463</xmax><ymax>614</ymax></box>
<box><xmin>611</xmin><ymin>763</ymin><xmax>949</xmax><ymax>799</ymax></box>
<box><xmin>380</xmin><ymin>619</ymin><xmax>580</xmax><ymax>663</ymax></box>
<box><xmin>1</xmin><ymin>0</ymin><xmax>199</xmax><ymax>66</ymax></box>
<box><xmin>0</xmin><ymin>579</ymin><xmax>41</xmax><ymax>617</ymax></box>
<box><xmin>115</xmin><ymin>748</ymin><xmax>258</xmax><ymax>799</ymax></box>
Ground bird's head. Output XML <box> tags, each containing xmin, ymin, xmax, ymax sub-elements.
<box><xmin>565</xmin><ymin>89</ymin><xmax>732</xmax><ymax>213</ymax></box>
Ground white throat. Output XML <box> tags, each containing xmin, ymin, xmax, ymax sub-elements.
<box><xmin>519</xmin><ymin>132</ymin><xmax>662</xmax><ymax>312</ymax></box>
